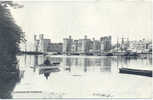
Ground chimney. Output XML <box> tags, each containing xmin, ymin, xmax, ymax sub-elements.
<box><xmin>93</xmin><ymin>37</ymin><xmax>95</xmax><ymax>41</ymax></box>
<box><xmin>34</xmin><ymin>35</ymin><xmax>37</xmax><ymax>40</ymax></box>
<box><xmin>39</xmin><ymin>34</ymin><xmax>44</xmax><ymax>39</ymax></box>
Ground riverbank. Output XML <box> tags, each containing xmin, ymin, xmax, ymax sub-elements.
<box><xmin>18</xmin><ymin>51</ymin><xmax>152</xmax><ymax>59</ymax></box>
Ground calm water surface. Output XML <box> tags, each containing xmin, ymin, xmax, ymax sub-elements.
<box><xmin>12</xmin><ymin>55</ymin><xmax>152</xmax><ymax>98</ymax></box>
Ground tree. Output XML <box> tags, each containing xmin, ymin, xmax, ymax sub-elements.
<box><xmin>0</xmin><ymin>2</ymin><xmax>24</xmax><ymax>98</ymax></box>
<box><xmin>0</xmin><ymin>1</ymin><xmax>24</xmax><ymax>69</ymax></box>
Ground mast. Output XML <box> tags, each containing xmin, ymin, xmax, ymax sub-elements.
<box><xmin>117</xmin><ymin>37</ymin><xmax>119</xmax><ymax>69</ymax></box>
<box><xmin>117</xmin><ymin>37</ymin><xmax>119</xmax><ymax>52</ymax></box>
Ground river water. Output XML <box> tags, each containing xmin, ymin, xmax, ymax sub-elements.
<box><xmin>12</xmin><ymin>55</ymin><xmax>152</xmax><ymax>98</ymax></box>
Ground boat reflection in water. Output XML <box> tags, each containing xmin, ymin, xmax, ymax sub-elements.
<box><xmin>39</xmin><ymin>68</ymin><xmax>60</xmax><ymax>80</ymax></box>
<box><xmin>29</xmin><ymin>55</ymin><xmax>61</xmax><ymax>80</ymax></box>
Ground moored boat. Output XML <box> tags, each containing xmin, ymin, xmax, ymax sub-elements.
<box><xmin>38</xmin><ymin>66</ymin><xmax>59</xmax><ymax>70</ymax></box>
<box><xmin>119</xmin><ymin>68</ymin><xmax>152</xmax><ymax>77</ymax></box>
<box><xmin>38</xmin><ymin>62</ymin><xmax>60</xmax><ymax>70</ymax></box>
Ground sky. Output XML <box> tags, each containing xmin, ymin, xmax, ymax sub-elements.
<box><xmin>11</xmin><ymin>0</ymin><xmax>152</xmax><ymax>44</ymax></box>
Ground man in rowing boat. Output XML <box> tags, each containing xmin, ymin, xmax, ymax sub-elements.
<box><xmin>44</xmin><ymin>57</ymin><xmax>51</xmax><ymax>66</ymax></box>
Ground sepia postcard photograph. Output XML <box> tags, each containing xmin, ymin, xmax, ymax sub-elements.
<box><xmin>0</xmin><ymin>0</ymin><xmax>152</xmax><ymax>99</ymax></box>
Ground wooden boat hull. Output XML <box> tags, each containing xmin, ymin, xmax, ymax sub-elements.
<box><xmin>39</xmin><ymin>68</ymin><xmax>60</xmax><ymax>74</ymax></box>
<box><xmin>119</xmin><ymin>68</ymin><xmax>152</xmax><ymax>77</ymax></box>
<box><xmin>38</xmin><ymin>66</ymin><xmax>59</xmax><ymax>70</ymax></box>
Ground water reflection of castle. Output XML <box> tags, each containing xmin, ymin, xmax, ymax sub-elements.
<box><xmin>25</xmin><ymin>55</ymin><xmax>152</xmax><ymax>76</ymax></box>
<box><xmin>31</xmin><ymin>55</ymin><xmax>112</xmax><ymax>73</ymax></box>
<box><xmin>31</xmin><ymin>55</ymin><xmax>152</xmax><ymax>72</ymax></box>
<box><xmin>62</xmin><ymin>57</ymin><xmax>112</xmax><ymax>72</ymax></box>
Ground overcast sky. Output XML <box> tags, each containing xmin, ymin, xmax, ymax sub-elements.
<box><xmin>11</xmin><ymin>0</ymin><xmax>152</xmax><ymax>44</ymax></box>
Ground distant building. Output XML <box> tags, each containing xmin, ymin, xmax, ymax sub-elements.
<box><xmin>100</xmin><ymin>36</ymin><xmax>112</xmax><ymax>53</ymax></box>
<box><xmin>48</xmin><ymin>43</ymin><xmax>63</xmax><ymax>53</ymax></box>
<box><xmin>63</xmin><ymin>35</ymin><xmax>93</xmax><ymax>55</ymax></box>
<box><xmin>34</xmin><ymin>35</ymin><xmax>38</xmax><ymax>51</ymax></box>
<box><xmin>120</xmin><ymin>38</ymin><xmax>129</xmax><ymax>51</ymax></box>
<box><xmin>71</xmin><ymin>40</ymin><xmax>79</xmax><ymax>54</ymax></box>
<box><xmin>63</xmin><ymin>35</ymin><xmax>112</xmax><ymax>55</ymax></box>
<box><xmin>92</xmin><ymin>38</ymin><xmax>101</xmax><ymax>55</ymax></box>
<box><xmin>129</xmin><ymin>39</ymin><xmax>152</xmax><ymax>53</ymax></box>
<box><xmin>34</xmin><ymin>34</ymin><xmax>63</xmax><ymax>53</ymax></box>
<box><xmin>79</xmin><ymin>35</ymin><xmax>91</xmax><ymax>54</ymax></box>
<box><xmin>148</xmin><ymin>42</ymin><xmax>152</xmax><ymax>49</ymax></box>
<box><xmin>148</xmin><ymin>42</ymin><xmax>152</xmax><ymax>52</ymax></box>
<box><xmin>63</xmin><ymin>36</ymin><xmax>73</xmax><ymax>54</ymax></box>
<box><xmin>38</xmin><ymin>34</ymin><xmax>51</xmax><ymax>52</ymax></box>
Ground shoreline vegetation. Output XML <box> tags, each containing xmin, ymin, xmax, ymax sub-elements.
<box><xmin>18</xmin><ymin>51</ymin><xmax>152</xmax><ymax>57</ymax></box>
<box><xmin>0</xmin><ymin>1</ymin><xmax>24</xmax><ymax>99</ymax></box>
